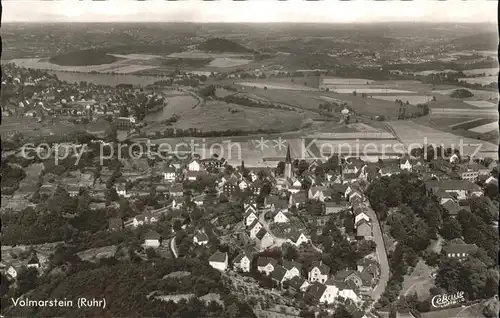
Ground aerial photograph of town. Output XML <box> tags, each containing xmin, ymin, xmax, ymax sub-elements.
<box><xmin>0</xmin><ymin>1</ymin><xmax>499</xmax><ymax>317</ymax></box>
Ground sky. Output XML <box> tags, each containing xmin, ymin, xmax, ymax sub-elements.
<box><xmin>2</xmin><ymin>0</ymin><xmax>498</xmax><ymax>24</ymax></box>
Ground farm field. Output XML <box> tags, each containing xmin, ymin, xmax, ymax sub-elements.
<box><xmin>451</xmin><ymin>118</ymin><xmax>497</xmax><ymax>130</ymax></box>
<box><xmin>109</xmin><ymin>53</ymin><xmax>162</xmax><ymax>60</ymax></box>
<box><xmin>469</xmin><ymin>122</ymin><xmax>499</xmax><ymax>134</ymax></box>
<box><xmin>144</xmin><ymin>94</ymin><xmax>199</xmax><ymax>123</ymax></box>
<box><xmin>462</xmin><ymin>67</ymin><xmax>499</xmax><ymax>76</ymax></box>
<box><xmin>208</xmin><ymin>57</ymin><xmax>252</xmax><ymax>68</ymax></box>
<box><xmin>237</xmin><ymin>82</ymin><xmax>317</xmax><ymax>91</ymax></box>
<box><xmin>7</xmin><ymin>57</ymin><xmax>130</xmax><ymax>73</ymax></box>
<box><xmin>166</xmin><ymin>51</ymin><xmax>251</xmax><ymax>59</ymax></box>
<box><xmin>369</xmin><ymin>95</ymin><xmax>432</xmax><ymax>105</ymax></box>
<box><xmin>322</xmin><ymin>77</ymin><xmax>374</xmax><ymax>85</ymax></box>
<box><xmin>172</xmin><ymin>101</ymin><xmax>308</xmax><ymax>133</ymax></box>
<box><xmin>330</xmin><ymin>88</ymin><xmax>415</xmax><ymax>94</ymax></box>
<box><xmin>449</xmin><ymin>118</ymin><xmax>487</xmax><ymax>128</ymax></box>
<box><xmin>463</xmin><ymin>100</ymin><xmax>497</xmax><ymax>108</ymax></box>
<box><xmin>108</xmin><ymin>64</ymin><xmax>159</xmax><ymax>74</ymax></box>
<box><xmin>458</xmin><ymin>76</ymin><xmax>498</xmax><ymax>85</ymax></box>
<box><xmin>433</xmin><ymin>88</ymin><xmax>499</xmax><ymax>101</ymax></box>
<box><xmin>386</xmin><ymin>120</ymin><xmax>498</xmax><ymax>158</ymax></box>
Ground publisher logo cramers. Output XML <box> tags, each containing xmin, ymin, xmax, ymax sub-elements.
<box><xmin>431</xmin><ymin>291</ymin><xmax>466</xmax><ymax>308</ymax></box>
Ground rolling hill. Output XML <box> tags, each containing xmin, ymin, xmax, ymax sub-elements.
<box><xmin>197</xmin><ymin>38</ymin><xmax>256</xmax><ymax>54</ymax></box>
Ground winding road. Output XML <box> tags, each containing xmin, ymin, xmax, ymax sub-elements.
<box><xmin>363</xmin><ymin>201</ymin><xmax>390</xmax><ymax>309</ymax></box>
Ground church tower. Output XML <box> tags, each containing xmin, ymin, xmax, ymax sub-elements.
<box><xmin>284</xmin><ymin>145</ymin><xmax>292</xmax><ymax>179</ymax></box>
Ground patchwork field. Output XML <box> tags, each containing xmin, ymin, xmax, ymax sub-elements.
<box><xmin>369</xmin><ymin>95</ymin><xmax>433</xmax><ymax>105</ymax></box>
<box><xmin>458</xmin><ymin>76</ymin><xmax>498</xmax><ymax>85</ymax></box>
<box><xmin>469</xmin><ymin>122</ymin><xmax>499</xmax><ymax>134</ymax></box>
<box><xmin>322</xmin><ymin>78</ymin><xmax>374</xmax><ymax>85</ymax></box>
<box><xmin>144</xmin><ymin>94</ymin><xmax>199</xmax><ymax>123</ymax></box>
<box><xmin>237</xmin><ymin>82</ymin><xmax>317</xmax><ymax>91</ymax></box>
<box><xmin>387</xmin><ymin>120</ymin><xmax>498</xmax><ymax>158</ymax></box>
<box><xmin>463</xmin><ymin>100</ymin><xmax>497</xmax><ymax>108</ymax></box>
<box><xmin>451</xmin><ymin>118</ymin><xmax>497</xmax><ymax>131</ymax></box>
<box><xmin>172</xmin><ymin>101</ymin><xmax>308</xmax><ymax>133</ymax></box>
<box><xmin>327</xmin><ymin>88</ymin><xmax>414</xmax><ymax>94</ymax></box>
<box><xmin>462</xmin><ymin>68</ymin><xmax>499</xmax><ymax>76</ymax></box>
<box><xmin>433</xmin><ymin>88</ymin><xmax>499</xmax><ymax>101</ymax></box>
<box><xmin>208</xmin><ymin>58</ymin><xmax>252</xmax><ymax>68</ymax></box>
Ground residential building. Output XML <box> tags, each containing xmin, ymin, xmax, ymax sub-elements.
<box><xmin>193</xmin><ymin>232</ymin><xmax>209</xmax><ymax>246</ymax></box>
<box><xmin>169</xmin><ymin>183</ymin><xmax>184</xmax><ymax>197</ymax></box>
<box><xmin>257</xmin><ymin>257</ymin><xmax>277</xmax><ymax>276</ymax></box>
<box><xmin>444</xmin><ymin>243</ymin><xmax>478</xmax><ymax>260</ymax></box>
<box><xmin>188</xmin><ymin>159</ymin><xmax>202</xmax><ymax>172</ymax></box>
<box><xmin>289</xmin><ymin>276</ymin><xmax>310</xmax><ymax>293</ymax></box>
<box><xmin>308</xmin><ymin>261</ymin><xmax>330</xmax><ymax>283</ymax></box>
<box><xmin>144</xmin><ymin>230</ymin><xmax>161</xmax><ymax>248</ymax></box>
<box><xmin>287</xmin><ymin>230</ymin><xmax>309</xmax><ymax>247</ymax></box>
<box><xmin>249</xmin><ymin>220</ymin><xmax>264</xmax><ymax>239</ymax></box>
<box><xmin>271</xmin><ymin>266</ymin><xmax>288</xmax><ymax>285</ymax></box>
<box><xmin>307</xmin><ymin>282</ymin><xmax>335</xmax><ymax>304</ymax></box>
<box><xmin>209</xmin><ymin>251</ymin><xmax>228</xmax><ymax>271</ymax></box>
<box><xmin>273</xmin><ymin>210</ymin><xmax>290</xmax><ymax>223</ymax></box>
<box><xmin>245</xmin><ymin>211</ymin><xmax>258</xmax><ymax>227</ymax></box>
<box><xmin>163</xmin><ymin>166</ymin><xmax>176</xmax><ymax>182</ymax></box>
<box><xmin>133</xmin><ymin>213</ymin><xmax>158</xmax><ymax>227</ymax></box>
<box><xmin>233</xmin><ymin>252</ymin><xmax>252</xmax><ymax>273</ymax></box>
<box><xmin>283</xmin><ymin>260</ymin><xmax>302</xmax><ymax>280</ymax></box>
<box><xmin>256</xmin><ymin>228</ymin><xmax>274</xmax><ymax>250</ymax></box>
<box><xmin>356</xmin><ymin>219</ymin><xmax>372</xmax><ymax>239</ymax></box>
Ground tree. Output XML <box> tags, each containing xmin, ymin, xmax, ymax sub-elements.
<box><xmin>440</xmin><ymin>218</ymin><xmax>462</xmax><ymax>240</ymax></box>
<box><xmin>16</xmin><ymin>267</ymin><xmax>39</xmax><ymax>296</ymax></box>
<box><xmin>276</xmin><ymin>161</ymin><xmax>285</xmax><ymax>176</ymax></box>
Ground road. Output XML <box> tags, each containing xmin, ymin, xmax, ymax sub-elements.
<box><xmin>363</xmin><ymin>201</ymin><xmax>390</xmax><ymax>308</ymax></box>
<box><xmin>170</xmin><ymin>236</ymin><xmax>179</xmax><ymax>258</ymax></box>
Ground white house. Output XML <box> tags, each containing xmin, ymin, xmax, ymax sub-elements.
<box><xmin>26</xmin><ymin>255</ymin><xmax>40</xmax><ymax>269</ymax></box>
<box><xmin>287</xmin><ymin>230</ymin><xmax>309</xmax><ymax>247</ymax></box>
<box><xmin>307</xmin><ymin>283</ymin><xmax>336</xmax><ymax>305</ymax></box>
<box><xmin>249</xmin><ymin>220</ymin><xmax>264</xmax><ymax>239</ymax></box>
<box><xmin>337</xmin><ymin>282</ymin><xmax>360</xmax><ymax>303</ymax></box>
<box><xmin>325</xmin><ymin>279</ymin><xmax>340</xmax><ymax>299</ymax></box>
<box><xmin>233</xmin><ymin>252</ymin><xmax>252</xmax><ymax>273</ymax></box>
<box><xmin>193</xmin><ymin>232</ymin><xmax>209</xmax><ymax>246</ymax></box>
<box><xmin>188</xmin><ymin>159</ymin><xmax>201</xmax><ymax>172</ymax></box>
<box><xmin>163</xmin><ymin>166</ymin><xmax>176</xmax><ymax>181</ymax></box>
<box><xmin>239</xmin><ymin>180</ymin><xmax>249</xmax><ymax>190</ymax></box>
<box><xmin>309</xmin><ymin>186</ymin><xmax>327</xmax><ymax>202</ymax></box>
<box><xmin>256</xmin><ymin>228</ymin><xmax>274</xmax><ymax>250</ymax></box>
<box><xmin>308</xmin><ymin>261</ymin><xmax>330</xmax><ymax>283</ymax></box>
<box><xmin>289</xmin><ymin>276</ymin><xmax>310</xmax><ymax>293</ymax></box>
<box><xmin>115</xmin><ymin>184</ymin><xmax>130</xmax><ymax>198</ymax></box>
<box><xmin>144</xmin><ymin>230</ymin><xmax>161</xmax><ymax>248</ymax></box>
<box><xmin>283</xmin><ymin>260</ymin><xmax>302</xmax><ymax>280</ymax></box>
<box><xmin>257</xmin><ymin>257</ymin><xmax>277</xmax><ymax>275</ymax></box>
<box><xmin>244</xmin><ymin>203</ymin><xmax>258</xmax><ymax>214</ymax></box>
<box><xmin>133</xmin><ymin>214</ymin><xmax>158</xmax><ymax>227</ymax></box>
<box><xmin>273</xmin><ymin>210</ymin><xmax>290</xmax><ymax>223</ymax></box>
<box><xmin>245</xmin><ymin>211</ymin><xmax>258</xmax><ymax>227</ymax></box>
<box><xmin>354</xmin><ymin>212</ymin><xmax>370</xmax><ymax>225</ymax></box>
<box><xmin>209</xmin><ymin>251</ymin><xmax>228</xmax><ymax>271</ymax></box>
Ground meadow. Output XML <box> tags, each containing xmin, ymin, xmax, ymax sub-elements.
<box><xmin>208</xmin><ymin>58</ymin><xmax>252</xmax><ymax>68</ymax></box>
<box><xmin>451</xmin><ymin>118</ymin><xmax>497</xmax><ymax>131</ymax></box>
